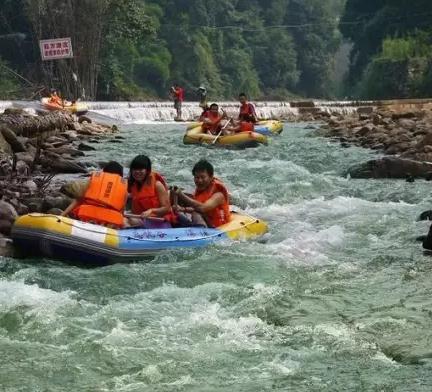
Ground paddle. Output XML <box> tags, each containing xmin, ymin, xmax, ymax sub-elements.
<box><xmin>124</xmin><ymin>213</ymin><xmax>165</xmax><ymax>221</ymax></box>
<box><xmin>211</xmin><ymin>118</ymin><xmax>232</xmax><ymax>145</ymax></box>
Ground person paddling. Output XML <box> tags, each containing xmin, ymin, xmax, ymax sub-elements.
<box><xmin>200</xmin><ymin>103</ymin><xmax>230</xmax><ymax>135</ymax></box>
<box><xmin>172</xmin><ymin>159</ymin><xmax>231</xmax><ymax>228</ymax></box>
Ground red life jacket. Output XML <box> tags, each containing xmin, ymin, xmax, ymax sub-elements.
<box><xmin>174</xmin><ymin>87</ymin><xmax>184</xmax><ymax>101</ymax></box>
<box><xmin>202</xmin><ymin>111</ymin><xmax>222</xmax><ymax>134</ymax></box>
<box><xmin>194</xmin><ymin>178</ymin><xmax>231</xmax><ymax>228</ymax></box>
<box><xmin>239</xmin><ymin>102</ymin><xmax>257</xmax><ymax>123</ymax></box>
<box><xmin>239</xmin><ymin>121</ymin><xmax>254</xmax><ymax>132</ymax></box>
<box><xmin>130</xmin><ymin>171</ymin><xmax>176</xmax><ymax>223</ymax></box>
<box><xmin>74</xmin><ymin>172</ymin><xmax>127</xmax><ymax>228</ymax></box>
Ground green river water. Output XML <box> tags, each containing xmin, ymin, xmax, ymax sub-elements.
<box><xmin>1</xmin><ymin>122</ymin><xmax>432</xmax><ymax>391</ymax></box>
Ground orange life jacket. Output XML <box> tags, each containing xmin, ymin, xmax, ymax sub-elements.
<box><xmin>49</xmin><ymin>95</ymin><xmax>63</xmax><ymax>107</ymax></box>
<box><xmin>130</xmin><ymin>171</ymin><xmax>176</xmax><ymax>223</ymax></box>
<box><xmin>239</xmin><ymin>121</ymin><xmax>254</xmax><ymax>132</ymax></box>
<box><xmin>194</xmin><ymin>178</ymin><xmax>231</xmax><ymax>228</ymax></box>
<box><xmin>202</xmin><ymin>111</ymin><xmax>223</xmax><ymax>134</ymax></box>
<box><xmin>74</xmin><ymin>172</ymin><xmax>127</xmax><ymax>228</ymax></box>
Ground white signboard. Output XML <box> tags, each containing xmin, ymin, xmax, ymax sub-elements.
<box><xmin>39</xmin><ymin>37</ymin><xmax>73</xmax><ymax>61</ymax></box>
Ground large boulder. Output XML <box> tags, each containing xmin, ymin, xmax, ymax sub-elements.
<box><xmin>0</xmin><ymin>131</ymin><xmax>12</xmax><ymax>154</ymax></box>
<box><xmin>0</xmin><ymin>125</ymin><xmax>26</xmax><ymax>152</ymax></box>
<box><xmin>347</xmin><ymin>157</ymin><xmax>432</xmax><ymax>179</ymax></box>
<box><xmin>0</xmin><ymin>200</ymin><xmax>18</xmax><ymax>222</ymax></box>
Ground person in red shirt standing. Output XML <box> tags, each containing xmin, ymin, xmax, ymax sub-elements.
<box><xmin>238</xmin><ymin>92</ymin><xmax>258</xmax><ymax>123</ymax></box>
<box><xmin>170</xmin><ymin>83</ymin><xmax>184</xmax><ymax>121</ymax></box>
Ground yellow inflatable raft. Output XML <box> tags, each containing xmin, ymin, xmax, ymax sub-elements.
<box><xmin>12</xmin><ymin>211</ymin><xmax>268</xmax><ymax>265</ymax></box>
<box><xmin>183</xmin><ymin>125</ymin><xmax>268</xmax><ymax>148</ymax></box>
<box><xmin>186</xmin><ymin>120</ymin><xmax>283</xmax><ymax>136</ymax></box>
<box><xmin>41</xmin><ymin>97</ymin><xmax>88</xmax><ymax>115</ymax></box>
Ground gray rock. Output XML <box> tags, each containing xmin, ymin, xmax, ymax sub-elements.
<box><xmin>0</xmin><ymin>125</ymin><xmax>26</xmax><ymax>152</ymax></box>
<box><xmin>348</xmin><ymin>157</ymin><xmax>432</xmax><ymax>179</ymax></box>
<box><xmin>0</xmin><ymin>200</ymin><xmax>18</xmax><ymax>222</ymax></box>
<box><xmin>78</xmin><ymin>143</ymin><xmax>96</xmax><ymax>151</ymax></box>
<box><xmin>22</xmin><ymin>179</ymin><xmax>38</xmax><ymax>193</ymax></box>
<box><xmin>15</xmin><ymin>152</ymin><xmax>35</xmax><ymax>166</ymax></box>
<box><xmin>46</xmin><ymin>208</ymin><xmax>63</xmax><ymax>215</ymax></box>
<box><xmin>0</xmin><ymin>235</ymin><xmax>14</xmax><ymax>257</ymax></box>
<box><xmin>42</xmin><ymin>195</ymin><xmax>72</xmax><ymax>212</ymax></box>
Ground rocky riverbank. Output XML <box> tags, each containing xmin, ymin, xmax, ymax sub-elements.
<box><xmin>312</xmin><ymin>106</ymin><xmax>432</xmax><ymax>179</ymax></box>
<box><xmin>0</xmin><ymin>108</ymin><xmax>120</xmax><ymax>256</ymax></box>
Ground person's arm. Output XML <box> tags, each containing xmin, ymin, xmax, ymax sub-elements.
<box><xmin>61</xmin><ymin>199</ymin><xmax>79</xmax><ymax>216</ymax></box>
<box><xmin>250</xmin><ymin>103</ymin><xmax>258</xmax><ymax>122</ymax></box>
<box><xmin>177</xmin><ymin>190</ymin><xmax>224</xmax><ymax>214</ymax></box>
<box><xmin>140</xmin><ymin>181</ymin><xmax>170</xmax><ymax>218</ymax></box>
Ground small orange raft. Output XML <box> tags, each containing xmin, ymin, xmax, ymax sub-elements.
<box><xmin>41</xmin><ymin>97</ymin><xmax>88</xmax><ymax>115</ymax></box>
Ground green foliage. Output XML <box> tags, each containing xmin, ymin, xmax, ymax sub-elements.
<box><xmin>353</xmin><ymin>30</ymin><xmax>432</xmax><ymax>99</ymax></box>
<box><xmin>341</xmin><ymin>0</ymin><xmax>432</xmax><ymax>98</ymax></box>
<box><xmin>1</xmin><ymin>0</ymin><xmax>348</xmax><ymax>99</ymax></box>
<box><xmin>0</xmin><ymin>59</ymin><xmax>20</xmax><ymax>98</ymax></box>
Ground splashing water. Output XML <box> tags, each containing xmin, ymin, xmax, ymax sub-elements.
<box><xmin>1</xmin><ymin>111</ymin><xmax>432</xmax><ymax>391</ymax></box>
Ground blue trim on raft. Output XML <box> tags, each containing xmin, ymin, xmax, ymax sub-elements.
<box><xmin>253</xmin><ymin>125</ymin><xmax>274</xmax><ymax>136</ymax></box>
<box><xmin>117</xmin><ymin>227</ymin><xmax>228</xmax><ymax>250</ymax></box>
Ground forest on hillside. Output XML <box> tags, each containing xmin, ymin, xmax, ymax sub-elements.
<box><xmin>0</xmin><ymin>0</ymin><xmax>431</xmax><ymax>101</ymax></box>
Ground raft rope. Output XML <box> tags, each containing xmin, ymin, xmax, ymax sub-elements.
<box><xmin>25</xmin><ymin>213</ymin><xmax>261</xmax><ymax>243</ymax></box>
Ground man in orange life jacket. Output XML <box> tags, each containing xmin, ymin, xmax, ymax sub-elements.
<box><xmin>172</xmin><ymin>159</ymin><xmax>231</xmax><ymax>228</ymax></box>
<box><xmin>61</xmin><ymin>161</ymin><xmax>128</xmax><ymax>228</ymax></box>
<box><xmin>238</xmin><ymin>92</ymin><xmax>258</xmax><ymax>123</ymax></box>
<box><xmin>200</xmin><ymin>103</ymin><xmax>229</xmax><ymax>135</ymax></box>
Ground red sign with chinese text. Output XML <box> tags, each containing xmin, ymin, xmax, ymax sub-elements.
<box><xmin>39</xmin><ymin>38</ymin><xmax>73</xmax><ymax>61</ymax></box>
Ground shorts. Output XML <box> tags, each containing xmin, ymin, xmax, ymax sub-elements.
<box><xmin>174</xmin><ymin>100</ymin><xmax>182</xmax><ymax>110</ymax></box>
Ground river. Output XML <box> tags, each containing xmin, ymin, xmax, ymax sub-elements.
<box><xmin>1</xmin><ymin>113</ymin><xmax>432</xmax><ymax>391</ymax></box>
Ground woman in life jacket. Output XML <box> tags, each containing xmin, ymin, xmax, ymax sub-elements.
<box><xmin>171</xmin><ymin>159</ymin><xmax>231</xmax><ymax>228</ymax></box>
<box><xmin>127</xmin><ymin>155</ymin><xmax>174</xmax><ymax>228</ymax></box>
<box><xmin>61</xmin><ymin>161</ymin><xmax>128</xmax><ymax>228</ymax></box>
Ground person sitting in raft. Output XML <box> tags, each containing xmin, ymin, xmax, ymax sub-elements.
<box><xmin>61</xmin><ymin>161</ymin><xmax>128</xmax><ymax>228</ymax></box>
<box><xmin>200</xmin><ymin>103</ymin><xmax>230</xmax><ymax>136</ymax></box>
<box><xmin>48</xmin><ymin>88</ymin><xmax>72</xmax><ymax>107</ymax></box>
<box><xmin>223</xmin><ymin>120</ymin><xmax>254</xmax><ymax>134</ymax></box>
<box><xmin>238</xmin><ymin>92</ymin><xmax>258</xmax><ymax>123</ymax></box>
<box><xmin>127</xmin><ymin>155</ymin><xmax>175</xmax><ymax>229</ymax></box>
<box><xmin>48</xmin><ymin>88</ymin><xmax>64</xmax><ymax>106</ymax></box>
<box><xmin>171</xmin><ymin>159</ymin><xmax>231</xmax><ymax>228</ymax></box>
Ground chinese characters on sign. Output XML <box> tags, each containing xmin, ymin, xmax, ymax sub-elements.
<box><xmin>39</xmin><ymin>38</ymin><xmax>73</xmax><ymax>61</ymax></box>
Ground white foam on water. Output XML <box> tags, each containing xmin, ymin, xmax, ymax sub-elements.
<box><xmin>0</xmin><ymin>280</ymin><xmax>76</xmax><ymax>317</ymax></box>
<box><xmin>267</xmin><ymin>225</ymin><xmax>346</xmax><ymax>265</ymax></box>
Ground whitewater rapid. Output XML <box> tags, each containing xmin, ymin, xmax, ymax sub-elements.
<box><xmin>1</xmin><ymin>109</ymin><xmax>432</xmax><ymax>391</ymax></box>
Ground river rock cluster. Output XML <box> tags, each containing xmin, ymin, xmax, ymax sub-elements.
<box><xmin>0</xmin><ymin>108</ymin><xmax>120</xmax><ymax>256</ymax></box>
<box><xmin>313</xmin><ymin>107</ymin><xmax>432</xmax><ymax>178</ymax></box>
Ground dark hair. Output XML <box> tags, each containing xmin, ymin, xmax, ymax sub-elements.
<box><xmin>103</xmin><ymin>161</ymin><xmax>123</xmax><ymax>176</ymax></box>
<box><xmin>129</xmin><ymin>155</ymin><xmax>152</xmax><ymax>190</ymax></box>
<box><xmin>209</xmin><ymin>103</ymin><xmax>218</xmax><ymax>109</ymax></box>
<box><xmin>192</xmin><ymin>159</ymin><xmax>214</xmax><ymax>176</ymax></box>
<box><xmin>239</xmin><ymin>93</ymin><xmax>247</xmax><ymax>98</ymax></box>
